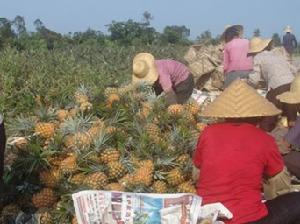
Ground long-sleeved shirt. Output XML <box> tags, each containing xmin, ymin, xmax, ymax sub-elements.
<box><xmin>223</xmin><ymin>38</ymin><xmax>253</xmax><ymax>73</ymax></box>
<box><xmin>155</xmin><ymin>59</ymin><xmax>189</xmax><ymax>92</ymax></box>
<box><xmin>283</xmin><ymin>33</ymin><xmax>298</xmax><ymax>54</ymax></box>
<box><xmin>249</xmin><ymin>51</ymin><xmax>295</xmax><ymax>89</ymax></box>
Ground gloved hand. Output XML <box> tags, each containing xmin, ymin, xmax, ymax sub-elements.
<box><xmin>164</xmin><ymin>90</ymin><xmax>177</xmax><ymax>106</ymax></box>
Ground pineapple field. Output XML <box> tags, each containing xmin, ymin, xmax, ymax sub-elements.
<box><xmin>0</xmin><ymin>44</ymin><xmax>214</xmax><ymax>223</ymax></box>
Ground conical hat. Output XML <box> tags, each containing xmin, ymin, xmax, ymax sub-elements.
<box><xmin>284</xmin><ymin>25</ymin><xmax>293</xmax><ymax>33</ymax></box>
<box><xmin>277</xmin><ymin>75</ymin><xmax>300</xmax><ymax>104</ymax></box>
<box><xmin>201</xmin><ymin>80</ymin><xmax>282</xmax><ymax>118</ymax></box>
<box><xmin>132</xmin><ymin>53</ymin><xmax>158</xmax><ymax>84</ymax></box>
<box><xmin>248</xmin><ymin>37</ymin><xmax>272</xmax><ymax>54</ymax></box>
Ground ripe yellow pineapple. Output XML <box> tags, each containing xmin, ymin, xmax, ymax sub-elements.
<box><xmin>32</xmin><ymin>188</ymin><xmax>58</xmax><ymax>208</ymax></box>
<box><xmin>105</xmin><ymin>126</ymin><xmax>117</xmax><ymax>135</ymax></box>
<box><xmin>84</xmin><ymin>172</ymin><xmax>108</xmax><ymax>189</ymax></box>
<box><xmin>88</xmin><ymin>119</ymin><xmax>105</xmax><ymax>138</ymax></box>
<box><xmin>35</xmin><ymin>122</ymin><xmax>55</xmax><ymax>139</ymax></box>
<box><xmin>133</xmin><ymin>160</ymin><xmax>154</xmax><ymax>186</ymax></box>
<box><xmin>177</xmin><ymin>181</ymin><xmax>197</xmax><ymax>194</ymax></box>
<box><xmin>58</xmin><ymin>153</ymin><xmax>77</xmax><ymax>174</ymax></box>
<box><xmin>167</xmin><ymin>104</ymin><xmax>184</xmax><ymax>116</ymax></box>
<box><xmin>56</xmin><ymin>109</ymin><xmax>69</xmax><ymax>122</ymax></box>
<box><xmin>119</xmin><ymin>174</ymin><xmax>134</xmax><ymax>188</ymax></box>
<box><xmin>69</xmin><ymin>173</ymin><xmax>86</xmax><ymax>185</ymax></box>
<box><xmin>107</xmin><ymin>161</ymin><xmax>126</xmax><ymax>179</ymax></box>
<box><xmin>167</xmin><ymin>168</ymin><xmax>185</xmax><ymax>186</ymax></box>
<box><xmin>176</xmin><ymin>154</ymin><xmax>191</xmax><ymax>166</ymax></box>
<box><xmin>183</xmin><ymin>112</ymin><xmax>196</xmax><ymax>125</ymax></box>
<box><xmin>100</xmin><ymin>148</ymin><xmax>120</xmax><ymax>164</ymax></box>
<box><xmin>39</xmin><ymin>210</ymin><xmax>53</xmax><ymax>224</ymax></box>
<box><xmin>79</xmin><ymin>101</ymin><xmax>92</xmax><ymax>111</ymax></box>
<box><xmin>145</xmin><ymin>123</ymin><xmax>162</xmax><ymax>143</ymax></box>
<box><xmin>39</xmin><ymin>169</ymin><xmax>61</xmax><ymax>188</ymax></box>
<box><xmin>106</xmin><ymin>93</ymin><xmax>120</xmax><ymax>108</ymax></box>
<box><xmin>196</xmin><ymin>122</ymin><xmax>207</xmax><ymax>132</ymax></box>
<box><xmin>185</xmin><ymin>101</ymin><xmax>200</xmax><ymax>115</ymax></box>
<box><xmin>64</xmin><ymin>132</ymin><xmax>91</xmax><ymax>148</ymax></box>
<box><xmin>104</xmin><ymin>87</ymin><xmax>118</xmax><ymax>97</ymax></box>
<box><xmin>105</xmin><ymin>182</ymin><xmax>125</xmax><ymax>192</ymax></box>
<box><xmin>152</xmin><ymin>181</ymin><xmax>168</xmax><ymax>193</ymax></box>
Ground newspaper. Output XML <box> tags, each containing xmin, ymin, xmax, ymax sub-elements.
<box><xmin>72</xmin><ymin>190</ymin><xmax>202</xmax><ymax>224</ymax></box>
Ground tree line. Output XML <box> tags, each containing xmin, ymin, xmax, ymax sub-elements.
<box><xmin>0</xmin><ymin>13</ymin><xmax>298</xmax><ymax>51</ymax></box>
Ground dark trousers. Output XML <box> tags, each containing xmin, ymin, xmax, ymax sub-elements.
<box><xmin>260</xmin><ymin>83</ymin><xmax>298</xmax><ymax>132</ymax></box>
<box><xmin>0</xmin><ymin>120</ymin><xmax>5</xmax><ymax>192</ymax></box>
<box><xmin>153</xmin><ymin>73</ymin><xmax>194</xmax><ymax>104</ymax></box>
<box><xmin>248</xmin><ymin>192</ymin><xmax>300</xmax><ymax>224</ymax></box>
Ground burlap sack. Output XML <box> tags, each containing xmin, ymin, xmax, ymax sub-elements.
<box><xmin>188</xmin><ymin>56</ymin><xmax>215</xmax><ymax>78</ymax></box>
<box><xmin>184</xmin><ymin>46</ymin><xmax>198</xmax><ymax>64</ymax></box>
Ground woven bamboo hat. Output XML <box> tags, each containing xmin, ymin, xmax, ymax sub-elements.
<box><xmin>277</xmin><ymin>75</ymin><xmax>300</xmax><ymax>104</ymax></box>
<box><xmin>284</xmin><ymin>25</ymin><xmax>293</xmax><ymax>33</ymax></box>
<box><xmin>132</xmin><ymin>53</ymin><xmax>158</xmax><ymax>84</ymax></box>
<box><xmin>201</xmin><ymin>80</ymin><xmax>281</xmax><ymax>118</ymax></box>
<box><xmin>248</xmin><ymin>37</ymin><xmax>272</xmax><ymax>54</ymax></box>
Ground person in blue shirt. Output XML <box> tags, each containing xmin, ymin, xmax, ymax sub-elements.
<box><xmin>283</xmin><ymin>26</ymin><xmax>298</xmax><ymax>57</ymax></box>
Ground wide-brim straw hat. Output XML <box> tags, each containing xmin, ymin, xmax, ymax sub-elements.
<box><xmin>132</xmin><ymin>53</ymin><xmax>158</xmax><ymax>84</ymax></box>
<box><xmin>221</xmin><ymin>24</ymin><xmax>244</xmax><ymax>41</ymax></box>
<box><xmin>248</xmin><ymin>37</ymin><xmax>272</xmax><ymax>54</ymax></box>
<box><xmin>201</xmin><ymin>80</ymin><xmax>281</xmax><ymax>118</ymax></box>
<box><xmin>277</xmin><ymin>75</ymin><xmax>300</xmax><ymax>104</ymax></box>
<box><xmin>284</xmin><ymin>25</ymin><xmax>293</xmax><ymax>33</ymax></box>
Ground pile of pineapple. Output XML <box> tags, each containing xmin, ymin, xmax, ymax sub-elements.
<box><xmin>2</xmin><ymin>83</ymin><xmax>211</xmax><ymax>223</ymax></box>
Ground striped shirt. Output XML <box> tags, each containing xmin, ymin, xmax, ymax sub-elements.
<box><xmin>249</xmin><ymin>51</ymin><xmax>295</xmax><ymax>89</ymax></box>
<box><xmin>155</xmin><ymin>60</ymin><xmax>189</xmax><ymax>92</ymax></box>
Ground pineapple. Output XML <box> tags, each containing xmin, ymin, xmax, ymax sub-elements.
<box><xmin>119</xmin><ymin>174</ymin><xmax>134</xmax><ymax>188</ymax></box>
<box><xmin>88</xmin><ymin>119</ymin><xmax>105</xmax><ymax>138</ymax></box>
<box><xmin>107</xmin><ymin>161</ymin><xmax>126</xmax><ymax>179</ymax></box>
<box><xmin>69</xmin><ymin>173</ymin><xmax>86</xmax><ymax>185</ymax></box>
<box><xmin>35</xmin><ymin>122</ymin><xmax>55</xmax><ymax>139</ymax></box>
<box><xmin>152</xmin><ymin>181</ymin><xmax>168</xmax><ymax>193</ymax></box>
<box><xmin>105</xmin><ymin>126</ymin><xmax>117</xmax><ymax>135</ymax></box>
<box><xmin>105</xmin><ymin>182</ymin><xmax>125</xmax><ymax>192</ymax></box>
<box><xmin>176</xmin><ymin>154</ymin><xmax>191</xmax><ymax>166</ymax></box>
<box><xmin>196</xmin><ymin>122</ymin><xmax>207</xmax><ymax>132</ymax></box>
<box><xmin>79</xmin><ymin>101</ymin><xmax>92</xmax><ymax>111</ymax></box>
<box><xmin>140</xmin><ymin>102</ymin><xmax>153</xmax><ymax>118</ymax></box>
<box><xmin>39</xmin><ymin>210</ymin><xmax>53</xmax><ymax>224</ymax></box>
<box><xmin>118</xmin><ymin>84</ymin><xmax>134</xmax><ymax>95</ymax></box>
<box><xmin>177</xmin><ymin>181</ymin><xmax>197</xmax><ymax>194</ymax></box>
<box><xmin>183</xmin><ymin>112</ymin><xmax>196</xmax><ymax>125</ymax></box>
<box><xmin>56</xmin><ymin>109</ymin><xmax>69</xmax><ymax>122</ymax></box>
<box><xmin>84</xmin><ymin>172</ymin><xmax>108</xmax><ymax>189</ymax></box>
<box><xmin>39</xmin><ymin>168</ymin><xmax>61</xmax><ymax>188</ymax></box>
<box><xmin>145</xmin><ymin>123</ymin><xmax>161</xmax><ymax>143</ymax></box>
<box><xmin>58</xmin><ymin>153</ymin><xmax>77</xmax><ymax>174</ymax></box>
<box><xmin>185</xmin><ymin>101</ymin><xmax>200</xmax><ymax>115</ymax></box>
<box><xmin>32</xmin><ymin>188</ymin><xmax>58</xmax><ymax>208</ymax></box>
<box><xmin>1</xmin><ymin>204</ymin><xmax>19</xmax><ymax>217</ymax></box>
<box><xmin>107</xmin><ymin>93</ymin><xmax>120</xmax><ymax>104</ymax></box>
<box><xmin>74</xmin><ymin>85</ymin><xmax>89</xmax><ymax>104</ymax></box>
<box><xmin>104</xmin><ymin>87</ymin><xmax>118</xmax><ymax>97</ymax></box>
<box><xmin>133</xmin><ymin>160</ymin><xmax>154</xmax><ymax>186</ymax></box>
<box><xmin>167</xmin><ymin>104</ymin><xmax>184</xmax><ymax>116</ymax></box>
<box><xmin>167</xmin><ymin>168</ymin><xmax>185</xmax><ymax>186</ymax></box>
<box><xmin>100</xmin><ymin>148</ymin><xmax>120</xmax><ymax>164</ymax></box>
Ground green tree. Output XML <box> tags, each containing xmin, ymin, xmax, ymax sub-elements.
<box><xmin>253</xmin><ymin>28</ymin><xmax>261</xmax><ymax>37</ymax></box>
<box><xmin>161</xmin><ymin>25</ymin><xmax>190</xmax><ymax>44</ymax></box>
<box><xmin>13</xmin><ymin>15</ymin><xmax>26</xmax><ymax>37</ymax></box>
<box><xmin>272</xmin><ymin>33</ymin><xmax>281</xmax><ymax>46</ymax></box>
<box><xmin>142</xmin><ymin>11</ymin><xmax>153</xmax><ymax>26</ymax></box>
<box><xmin>0</xmin><ymin>18</ymin><xmax>15</xmax><ymax>48</ymax></box>
<box><xmin>196</xmin><ymin>30</ymin><xmax>219</xmax><ymax>45</ymax></box>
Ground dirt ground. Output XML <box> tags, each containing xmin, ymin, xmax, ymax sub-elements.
<box><xmin>292</xmin><ymin>56</ymin><xmax>300</xmax><ymax>70</ymax></box>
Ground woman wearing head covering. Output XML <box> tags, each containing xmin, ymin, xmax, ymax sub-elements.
<box><xmin>248</xmin><ymin>37</ymin><xmax>297</xmax><ymax>132</ymax></box>
<box><xmin>193</xmin><ymin>80</ymin><xmax>300</xmax><ymax>223</ymax></box>
<box><xmin>222</xmin><ymin>25</ymin><xmax>253</xmax><ymax>88</ymax></box>
<box><xmin>132</xmin><ymin>53</ymin><xmax>194</xmax><ymax>105</ymax></box>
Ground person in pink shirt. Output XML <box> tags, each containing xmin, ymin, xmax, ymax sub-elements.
<box><xmin>132</xmin><ymin>53</ymin><xmax>194</xmax><ymax>105</ymax></box>
<box><xmin>222</xmin><ymin>25</ymin><xmax>253</xmax><ymax>87</ymax></box>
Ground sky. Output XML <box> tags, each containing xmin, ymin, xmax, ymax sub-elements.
<box><xmin>1</xmin><ymin>0</ymin><xmax>300</xmax><ymax>40</ymax></box>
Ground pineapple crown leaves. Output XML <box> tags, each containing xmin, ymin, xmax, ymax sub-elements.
<box><xmin>8</xmin><ymin>114</ymin><xmax>36</xmax><ymax>136</ymax></box>
<box><xmin>60</xmin><ymin>114</ymin><xmax>93</xmax><ymax>135</ymax></box>
<box><xmin>75</xmin><ymin>84</ymin><xmax>90</xmax><ymax>96</ymax></box>
<box><xmin>34</xmin><ymin>106</ymin><xmax>56</xmax><ymax>122</ymax></box>
<box><xmin>92</xmin><ymin>130</ymin><xmax>111</xmax><ymax>152</ymax></box>
<box><xmin>106</xmin><ymin>110</ymin><xmax>128</xmax><ymax>127</ymax></box>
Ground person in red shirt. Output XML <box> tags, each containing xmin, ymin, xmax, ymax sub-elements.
<box><xmin>193</xmin><ymin>80</ymin><xmax>300</xmax><ymax>224</ymax></box>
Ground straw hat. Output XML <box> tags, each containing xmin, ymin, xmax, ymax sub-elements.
<box><xmin>201</xmin><ymin>80</ymin><xmax>281</xmax><ymax>118</ymax></box>
<box><xmin>248</xmin><ymin>37</ymin><xmax>272</xmax><ymax>54</ymax></box>
<box><xmin>284</xmin><ymin>25</ymin><xmax>293</xmax><ymax>33</ymax></box>
<box><xmin>277</xmin><ymin>75</ymin><xmax>300</xmax><ymax>104</ymax></box>
<box><xmin>132</xmin><ymin>53</ymin><xmax>158</xmax><ymax>84</ymax></box>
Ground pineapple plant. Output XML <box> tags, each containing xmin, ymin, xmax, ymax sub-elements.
<box><xmin>1</xmin><ymin>203</ymin><xmax>20</xmax><ymax>218</ymax></box>
<box><xmin>177</xmin><ymin>181</ymin><xmax>197</xmax><ymax>194</ymax></box>
<box><xmin>32</xmin><ymin>188</ymin><xmax>58</xmax><ymax>208</ymax></box>
<box><xmin>100</xmin><ymin>148</ymin><xmax>120</xmax><ymax>164</ymax></box>
<box><xmin>167</xmin><ymin>168</ymin><xmax>185</xmax><ymax>186</ymax></box>
<box><xmin>39</xmin><ymin>210</ymin><xmax>54</xmax><ymax>224</ymax></box>
<box><xmin>104</xmin><ymin>87</ymin><xmax>119</xmax><ymax>97</ymax></box>
<box><xmin>185</xmin><ymin>101</ymin><xmax>200</xmax><ymax>115</ymax></box>
<box><xmin>69</xmin><ymin>173</ymin><xmax>86</xmax><ymax>186</ymax></box>
<box><xmin>34</xmin><ymin>108</ymin><xmax>57</xmax><ymax>139</ymax></box>
<box><xmin>132</xmin><ymin>160</ymin><xmax>154</xmax><ymax>187</ymax></box>
<box><xmin>152</xmin><ymin>181</ymin><xmax>168</xmax><ymax>193</ymax></box>
<box><xmin>176</xmin><ymin>154</ymin><xmax>191</xmax><ymax>166</ymax></box>
<box><xmin>74</xmin><ymin>85</ymin><xmax>89</xmax><ymax>104</ymax></box>
<box><xmin>58</xmin><ymin>153</ymin><xmax>78</xmax><ymax>174</ymax></box>
<box><xmin>119</xmin><ymin>174</ymin><xmax>134</xmax><ymax>188</ymax></box>
<box><xmin>84</xmin><ymin>171</ymin><xmax>108</xmax><ymax>189</ymax></box>
<box><xmin>56</xmin><ymin>109</ymin><xmax>69</xmax><ymax>122</ymax></box>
